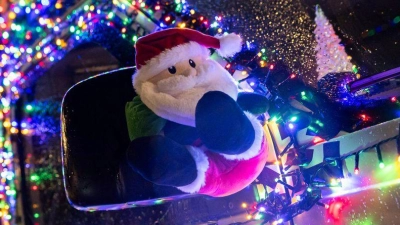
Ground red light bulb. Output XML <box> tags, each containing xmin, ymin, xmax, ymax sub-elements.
<box><xmin>313</xmin><ymin>137</ymin><xmax>324</xmax><ymax>144</ymax></box>
<box><xmin>360</xmin><ymin>114</ymin><xmax>367</xmax><ymax>121</ymax></box>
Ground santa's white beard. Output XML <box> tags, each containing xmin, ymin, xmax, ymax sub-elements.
<box><xmin>139</xmin><ymin>59</ymin><xmax>239</xmax><ymax>127</ymax></box>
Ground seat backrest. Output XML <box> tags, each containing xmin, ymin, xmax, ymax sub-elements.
<box><xmin>61</xmin><ymin>67</ymin><xmax>188</xmax><ymax>211</ymax></box>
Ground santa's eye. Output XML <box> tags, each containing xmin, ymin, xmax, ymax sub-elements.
<box><xmin>189</xmin><ymin>59</ymin><xmax>196</xmax><ymax>68</ymax></box>
<box><xmin>168</xmin><ymin>66</ymin><xmax>177</xmax><ymax>74</ymax></box>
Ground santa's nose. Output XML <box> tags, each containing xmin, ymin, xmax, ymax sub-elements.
<box><xmin>182</xmin><ymin>67</ymin><xmax>197</xmax><ymax>77</ymax></box>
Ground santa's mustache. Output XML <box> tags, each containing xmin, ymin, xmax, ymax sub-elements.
<box><xmin>156</xmin><ymin>60</ymin><xmax>216</xmax><ymax>96</ymax></box>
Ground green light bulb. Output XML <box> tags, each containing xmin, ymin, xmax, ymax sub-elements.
<box><xmin>19</xmin><ymin>0</ymin><xmax>26</xmax><ymax>6</ymax></box>
<box><xmin>30</xmin><ymin>174</ymin><xmax>39</xmax><ymax>181</ymax></box>
<box><xmin>70</xmin><ymin>26</ymin><xmax>76</xmax><ymax>33</ymax></box>
<box><xmin>25</xmin><ymin>104</ymin><xmax>33</xmax><ymax>111</ymax></box>
<box><xmin>394</xmin><ymin>16</ymin><xmax>400</xmax><ymax>24</ymax></box>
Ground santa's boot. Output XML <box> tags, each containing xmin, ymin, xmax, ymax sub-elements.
<box><xmin>126</xmin><ymin>135</ymin><xmax>197</xmax><ymax>187</ymax></box>
<box><xmin>195</xmin><ymin>91</ymin><xmax>255</xmax><ymax>155</ymax></box>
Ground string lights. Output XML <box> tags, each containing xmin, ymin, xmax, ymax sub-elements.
<box><xmin>354</xmin><ymin>153</ymin><xmax>360</xmax><ymax>175</ymax></box>
<box><xmin>246</xmin><ymin>78</ymin><xmax>400</xmax><ymax>223</ymax></box>
<box><xmin>248</xmin><ymin>119</ymin><xmax>400</xmax><ymax>223</ymax></box>
<box><xmin>376</xmin><ymin>145</ymin><xmax>385</xmax><ymax>169</ymax></box>
<box><xmin>0</xmin><ymin>0</ymin><xmax>275</xmax><ymax>223</ymax></box>
<box><xmin>0</xmin><ymin>0</ymin><xmax>399</xmax><ymax>224</ymax></box>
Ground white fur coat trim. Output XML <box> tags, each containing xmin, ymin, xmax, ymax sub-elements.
<box><xmin>221</xmin><ymin>112</ymin><xmax>264</xmax><ymax>160</ymax></box>
<box><xmin>177</xmin><ymin>146</ymin><xmax>209</xmax><ymax>193</ymax></box>
<box><xmin>133</xmin><ymin>41</ymin><xmax>210</xmax><ymax>95</ymax></box>
<box><xmin>139</xmin><ymin>82</ymin><xmax>198</xmax><ymax>126</ymax></box>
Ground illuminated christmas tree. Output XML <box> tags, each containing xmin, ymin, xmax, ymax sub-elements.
<box><xmin>314</xmin><ymin>5</ymin><xmax>354</xmax><ymax>80</ymax></box>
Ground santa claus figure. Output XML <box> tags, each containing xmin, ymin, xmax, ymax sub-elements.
<box><xmin>125</xmin><ymin>28</ymin><xmax>269</xmax><ymax>197</ymax></box>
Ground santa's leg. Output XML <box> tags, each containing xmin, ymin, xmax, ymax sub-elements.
<box><xmin>126</xmin><ymin>135</ymin><xmax>197</xmax><ymax>187</ymax></box>
<box><xmin>195</xmin><ymin>91</ymin><xmax>257</xmax><ymax>155</ymax></box>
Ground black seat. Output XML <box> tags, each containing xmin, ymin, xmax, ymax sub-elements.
<box><xmin>61</xmin><ymin>67</ymin><xmax>189</xmax><ymax>211</ymax></box>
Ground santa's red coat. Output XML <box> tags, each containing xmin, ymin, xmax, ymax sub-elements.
<box><xmin>197</xmin><ymin>137</ymin><xmax>268</xmax><ymax>197</ymax></box>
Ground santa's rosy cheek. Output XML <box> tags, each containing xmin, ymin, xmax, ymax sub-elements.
<box><xmin>148</xmin><ymin>70</ymin><xmax>173</xmax><ymax>84</ymax></box>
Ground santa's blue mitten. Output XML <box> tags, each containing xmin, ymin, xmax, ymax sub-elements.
<box><xmin>237</xmin><ymin>92</ymin><xmax>269</xmax><ymax>116</ymax></box>
<box><xmin>126</xmin><ymin>135</ymin><xmax>197</xmax><ymax>187</ymax></box>
<box><xmin>195</xmin><ymin>91</ymin><xmax>255</xmax><ymax>155</ymax></box>
<box><xmin>163</xmin><ymin>121</ymin><xmax>199</xmax><ymax>145</ymax></box>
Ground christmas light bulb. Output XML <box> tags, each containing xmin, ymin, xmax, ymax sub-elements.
<box><xmin>313</xmin><ymin>137</ymin><xmax>324</xmax><ymax>144</ymax></box>
<box><xmin>25</xmin><ymin>104</ymin><xmax>33</xmax><ymax>111</ymax></box>
<box><xmin>254</xmin><ymin>213</ymin><xmax>262</xmax><ymax>220</ymax></box>
<box><xmin>330</xmin><ymin>178</ymin><xmax>338</xmax><ymax>186</ymax></box>
<box><xmin>354</xmin><ymin>153</ymin><xmax>360</xmax><ymax>175</ymax></box>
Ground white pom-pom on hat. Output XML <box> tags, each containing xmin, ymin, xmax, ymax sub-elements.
<box><xmin>215</xmin><ymin>33</ymin><xmax>243</xmax><ymax>58</ymax></box>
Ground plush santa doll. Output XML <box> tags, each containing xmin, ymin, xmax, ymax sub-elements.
<box><xmin>125</xmin><ymin>28</ymin><xmax>270</xmax><ymax>197</ymax></box>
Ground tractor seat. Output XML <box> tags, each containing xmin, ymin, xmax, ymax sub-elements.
<box><xmin>61</xmin><ymin>67</ymin><xmax>191</xmax><ymax>211</ymax></box>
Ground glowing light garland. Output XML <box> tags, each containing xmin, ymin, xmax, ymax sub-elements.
<box><xmin>0</xmin><ymin>0</ymin><xmax>399</xmax><ymax>224</ymax></box>
<box><xmin>324</xmin><ymin>178</ymin><xmax>400</xmax><ymax>199</ymax></box>
<box><xmin>0</xmin><ymin>0</ymin><xmax>270</xmax><ymax>223</ymax></box>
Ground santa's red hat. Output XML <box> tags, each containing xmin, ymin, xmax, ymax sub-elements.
<box><xmin>132</xmin><ymin>28</ymin><xmax>242</xmax><ymax>94</ymax></box>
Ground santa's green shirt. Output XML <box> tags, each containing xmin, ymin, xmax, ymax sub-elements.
<box><xmin>125</xmin><ymin>96</ymin><xmax>166</xmax><ymax>141</ymax></box>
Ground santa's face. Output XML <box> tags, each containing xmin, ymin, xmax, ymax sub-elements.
<box><xmin>139</xmin><ymin>55</ymin><xmax>239</xmax><ymax>127</ymax></box>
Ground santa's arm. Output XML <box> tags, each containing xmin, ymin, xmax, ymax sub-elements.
<box><xmin>125</xmin><ymin>96</ymin><xmax>167</xmax><ymax>141</ymax></box>
<box><xmin>163</xmin><ymin>121</ymin><xmax>199</xmax><ymax>145</ymax></box>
